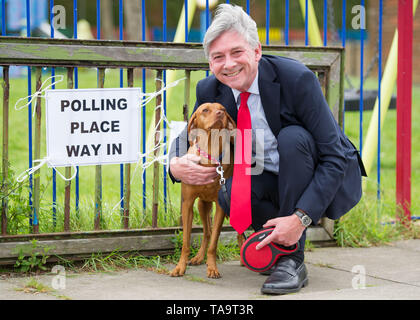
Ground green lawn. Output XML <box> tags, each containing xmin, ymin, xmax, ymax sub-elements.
<box><xmin>1</xmin><ymin>67</ymin><xmax>419</xmax><ymax>244</ymax></box>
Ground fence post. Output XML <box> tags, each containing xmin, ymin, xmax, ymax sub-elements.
<box><xmin>33</xmin><ymin>67</ymin><xmax>43</xmax><ymax>234</ymax></box>
<box><xmin>1</xmin><ymin>66</ymin><xmax>9</xmax><ymax>235</ymax></box>
<box><xmin>152</xmin><ymin>70</ymin><xmax>163</xmax><ymax>228</ymax></box>
<box><xmin>396</xmin><ymin>0</ymin><xmax>413</xmax><ymax>222</ymax></box>
<box><xmin>64</xmin><ymin>67</ymin><xmax>74</xmax><ymax>232</ymax></box>
<box><xmin>123</xmin><ymin>68</ymin><xmax>134</xmax><ymax>229</ymax></box>
<box><xmin>94</xmin><ymin>68</ymin><xmax>105</xmax><ymax>230</ymax></box>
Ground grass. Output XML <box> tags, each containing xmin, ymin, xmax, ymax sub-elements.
<box><xmin>50</xmin><ymin>232</ymin><xmax>240</xmax><ymax>275</ymax></box>
<box><xmin>335</xmin><ymin>76</ymin><xmax>420</xmax><ymax>246</ymax></box>
<box><xmin>14</xmin><ymin>277</ymin><xmax>72</xmax><ymax>299</ymax></box>
<box><xmin>1</xmin><ymin>67</ymin><xmax>206</xmax><ymax>233</ymax></box>
<box><xmin>1</xmin><ymin>66</ymin><xmax>419</xmax><ymax>248</ymax></box>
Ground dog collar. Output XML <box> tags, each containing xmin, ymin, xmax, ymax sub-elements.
<box><xmin>195</xmin><ymin>144</ymin><xmax>224</xmax><ymax>166</ymax></box>
<box><xmin>195</xmin><ymin>144</ymin><xmax>226</xmax><ymax>185</ymax></box>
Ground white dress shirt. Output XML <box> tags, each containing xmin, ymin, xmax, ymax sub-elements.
<box><xmin>231</xmin><ymin>72</ymin><xmax>279</xmax><ymax>174</ymax></box>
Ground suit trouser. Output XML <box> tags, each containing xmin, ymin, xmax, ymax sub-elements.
<box><xmin>218</xmin><ymin>125</ymin><xmax>318</xmax><ymax>258</ymax></box>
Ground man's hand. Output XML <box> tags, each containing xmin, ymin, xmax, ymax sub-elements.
<box><xmin>255</xmin><ymin>215</ymin><xmax>306</xmax><ymax>250</ymax></box>
<box><xmin>169</xmin><ymin>154</ymin><xmax>219</xmax><ymax>185</ymax></box>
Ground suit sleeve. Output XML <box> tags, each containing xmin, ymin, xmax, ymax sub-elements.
<box><xmin>167</xmin><ymin>124</ymin><xmax>187</xmax><ymax>183</ymax></box>
<box><xmin>293</xmin><ymin>70</ymin><xmax>347</xmax><ymax>223</ymax></box>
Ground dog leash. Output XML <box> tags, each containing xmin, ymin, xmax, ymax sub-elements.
<box><xmin>195</xmin><ymin>144</ymin><xmax>249</xmax><ymax>238</ymax></box>
<box><xmin>195</xmin><ymin>144</ymin><xmax>226</xmax><ymax>185</ymax></box>
<box><xmin>195</xmin><ymin>144</ymin><xmax>231</xmax><ymax>209</ymax></box>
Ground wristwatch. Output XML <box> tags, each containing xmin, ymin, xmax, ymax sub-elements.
<box><xmin>294</xmin><ymin>209</ymin><xmax>312</xmax><ymax>227</ymax></box>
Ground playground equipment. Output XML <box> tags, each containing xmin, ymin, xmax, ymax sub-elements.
<box><xmin>300</xmin><ymin>0</ymin><xmax>417</xmax><ymax>221</ymax></box>
<box><xmin>361</xmin><ymin>0</ymin><xmax>417</xmax><ymax>180</ymax></box>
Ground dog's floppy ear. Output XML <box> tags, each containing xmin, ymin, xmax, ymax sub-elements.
<box><xmin>225</xmin><ymin>111</ymin><xmax>236</xmax><ymax>130</ymax></box>
<box><xmin>187</xmin><ymin>111</ymin><xmax>198</xmax><ymax>134</ymax></box>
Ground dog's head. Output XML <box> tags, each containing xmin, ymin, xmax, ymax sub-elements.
<box><xmin>188</xmin><ymin>103</ymin><xmax>236</xmax><ymax>134</ymax></box>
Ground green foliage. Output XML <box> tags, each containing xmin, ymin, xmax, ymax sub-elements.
<box><xmin>79</xmin><ymin>249</ymin><xmax>169</xmax><ymax>274</ymax></box>
<box><xmin>0</xmin><ymin>167</ymin><xmax>32</xmax><ymax>235</ymax></box>
<box><xmin>334</xmin><ymin>187</ymin><xmax>420</xmax><ymax>247</ymax></box>
<box><xmin>13</xmin><ymin>239</ymin><xmax>52</xmax><ymax>273</ymax></box>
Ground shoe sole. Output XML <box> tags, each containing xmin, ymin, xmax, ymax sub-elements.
<box><xmin>261</xmin><ymin>278</ymin><xmax>309</xmax><ymax>295</ymax></box>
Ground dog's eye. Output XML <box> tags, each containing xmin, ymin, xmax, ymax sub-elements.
<box><xmin>202</xmin><ymin>108</ymin><xmax>209</xmax><ymax>113</ymax></box>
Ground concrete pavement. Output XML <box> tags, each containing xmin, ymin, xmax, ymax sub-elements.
<box><xmin>1</xmin><ymin>239</ymin><xmax>420</xmax><ymax>301</ymax></box>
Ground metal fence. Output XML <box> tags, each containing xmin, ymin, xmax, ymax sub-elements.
<box><xmin>0</xmin><ymin>0</ymin><xmax>414</xmax><ymax>247</ymax></box>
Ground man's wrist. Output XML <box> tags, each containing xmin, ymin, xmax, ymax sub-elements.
<box><xmin>293</xmin><ymin>209</ymin><xmax>312</xmax><ymax>228</ymax></box>
<box><xmin>169</xmin><ymin>157</ymin><xmax>182</xmax><ymax>182</ymax></box>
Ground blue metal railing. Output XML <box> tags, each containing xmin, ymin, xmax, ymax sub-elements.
<box><xmin>49</xmin><ymin>0</ymin><xmax>57</xmax><ymax>228</ymax></box>
<box><xmin>377</xmin><ymin>0</ymin><xmax>383</xmax><ymax>200</ymax></box>
<box><xmin>323</xmin><ymin>0</ymin><xmax>328</xmax><ymax>46</ymax></box>
<box><xmin>25</xmin><ymin>0</ymin><xmax>34</xmax><ymax>226</ymax></box>
<box><xmin>142</xmin><ymin>0</ymin><xmax>147</xmax><ymax>213</ymax></box>
<box><xmin>74</xmin><ymin>0</ymin><xmax>80</xmax><ymax>218</ymax></box>
<box><xmin>119</xmin><ymin>0</ymin><xmax>124</xmax><ymax>214</ymax></box>
<box><xmin>0</xmin><ymin>0</ymin><xmax>386</xmax><ymax>232</ymax></box>
<box><xmin>305</xmin><ymin>0</ymin><xmax>309</xmax><ymax>46</ymax></box>
<box><xmin>163</xmin><ymin>0</ymin><xmax>168</xmax><ymax>214</ymax></box>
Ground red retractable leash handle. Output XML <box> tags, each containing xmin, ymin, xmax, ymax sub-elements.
<box><xmin>240</xmin><ymin>227</ymin><xmax>299</xmax><ymax>273</ymax></box>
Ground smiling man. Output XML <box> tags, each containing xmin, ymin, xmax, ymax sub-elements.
<box><xmin>168</xmin><ymin>4</ymin><xmax>365</xmax><ymax>295</ymax></box>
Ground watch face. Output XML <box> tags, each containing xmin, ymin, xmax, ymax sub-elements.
<box><xmin>302</xmin><ymin>216</ymin><xmax>312</xmax><ymax>226</ymax></box>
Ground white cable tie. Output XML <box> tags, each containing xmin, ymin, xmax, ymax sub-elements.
<box><xmin>14</xmin><ymin>75</ymin><xmax>64</xmax><ymax>116</ymax></box>
<box><xmin>138</xmin><ymin>77</ymin><xmax>186</xmax><ymax>109</ymax></box>
<box><xmin>16</xmin><ymin>156</ymin><xmax>78</xmax><ymax>183</ymax></box>
<box><xmin>16</xmin><ymin>157</ymin><xmax>50</xmax><ymax>183</ymax></box>
<box><xmin>53</xmin><ymin>164</ymin><xmax>78</xmax><ymax>182</ymax></box>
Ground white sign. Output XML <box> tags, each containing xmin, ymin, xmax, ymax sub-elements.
<box><xmin>45</xmin><ymin>88</ymin><xmax>141</xmax><ymax>167</ymax></box>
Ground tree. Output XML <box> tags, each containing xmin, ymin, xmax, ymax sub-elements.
<box><xmin>124</xmin><ymin>0</ymin><xmax>148</xmax><ymax>41</ymax></box>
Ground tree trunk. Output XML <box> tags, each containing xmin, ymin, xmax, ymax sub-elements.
<box><xmin>124</xmin><ymin>0</ymin><xmax>149</xmax><ymax>41</ymax></box>
<box><xmin>101</xmin><ymin>0</ymin><xmax>114</xmax><ymax>39</ymax></box>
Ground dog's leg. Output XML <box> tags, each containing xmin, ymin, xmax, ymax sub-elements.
<box><xmin>190</xmin><ymin>199</ymin><xmax>212</xmax><ymax>265</ymax></box>
<box><xmin>170</xmin><ymin>197</ymin><xmax>195</xmax><ymax>277</ymax></box>
<box><xmin>206</xmin><ymin>204</ymin><xmax>225</xmax><ymax>278</ymax></box>
<box><xmin>237</xmin><ymin>233</ymin><xmax>246</xmax><ymax>266</ymax></box>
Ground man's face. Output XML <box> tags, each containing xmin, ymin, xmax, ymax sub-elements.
<box><xmin>208</xmin><ymin>30</ymin><xmax>262</xmax><ymax>92</ymax></box>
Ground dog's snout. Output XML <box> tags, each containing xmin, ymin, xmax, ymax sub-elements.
<box><xmin>215</xmin><ymin>110</ymin><xmax>224</xmax><ymax>117</ymax></box>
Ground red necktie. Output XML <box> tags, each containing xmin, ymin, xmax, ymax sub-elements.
<box><xmin>230</xmin><ymin>92</ymin><xmax>252</xmax><ymax>234</ymax></box>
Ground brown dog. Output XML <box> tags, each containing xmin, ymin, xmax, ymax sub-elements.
<box><xmin>170</xmin><ymin>102</ymin><xmax>240</xmax><ymax>278</ymax></box>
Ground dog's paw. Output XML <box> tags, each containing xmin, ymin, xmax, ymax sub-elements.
<box><xmin>170</xmin><ymin>265</ymin><xmax>186</xmax><ymax>277</ymax></box>
<box><xmin>189</xmin><ymin>255</ymin><xmax>205</xmax><ymax>266</ymax></box>
<box><xmin>207</xmin><ymin>267</ymin><xmax>221</xmax><ymax>279</ymax></box>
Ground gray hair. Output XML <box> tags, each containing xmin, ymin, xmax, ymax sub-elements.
<box><xmin>203</xmin><ymin>4</ymin><xmax>260</xmax><ymax>59</ymax></box>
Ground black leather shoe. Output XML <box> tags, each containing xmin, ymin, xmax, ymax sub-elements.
<box><xmin>259</xmin><ymin>252</ymin><xmax>304</xmax><ymax>276</ymax></box>
<box><xmin>261</xmin><ymin>256</ymin><xmax>308</xmax><ymax>295</ymax></box>
<box><xmin>259</xmin><ymin>265</ymin><xmax>276</xmax><ymax>276</ymax></box>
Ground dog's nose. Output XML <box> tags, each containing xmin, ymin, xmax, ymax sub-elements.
<box><xmin>215</xmin><ymin>110</ymin><xmax>224</xmax><ymax>117</ymax></box>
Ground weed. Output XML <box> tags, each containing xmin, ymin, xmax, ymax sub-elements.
<box><xmin>304</xmin><ymin>240</ymin><xmax>315</xmax><ymax>252</ymax></box>
<box><xmin>13</xmin><ymin>239</ymin><xmax>53</xmax><ymax>273</ymax></box>
<box><xmin>79</xmin><ymin>250</ymin><xmax>170</xmax><ymax>274</ymax></box>
<box><xmin>17</xmin><ymin>277</ymin><xmax>53</xmax><ymax>294</ymax></box>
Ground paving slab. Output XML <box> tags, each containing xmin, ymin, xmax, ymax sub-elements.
<box><xmin>1</xmin><ymin>239</ymin><xmax>420</xmax><ymax>301</ymax></box>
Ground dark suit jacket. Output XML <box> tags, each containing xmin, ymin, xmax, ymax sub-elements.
<box><xmin>169</xmin><ymin>55</ymin><xmax>365</xmax><ymax>222</ymax></box>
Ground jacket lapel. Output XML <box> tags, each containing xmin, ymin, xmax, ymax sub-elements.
<box><xmin>258</xmin><ymin>58</ymin><xmax>282</xmax><ymax>137</ymax></box>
